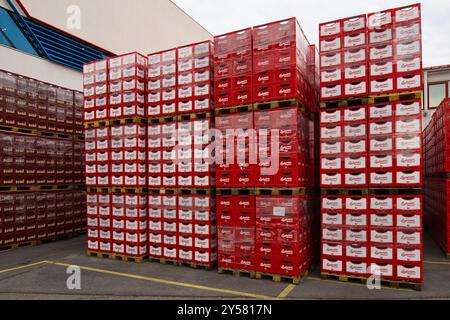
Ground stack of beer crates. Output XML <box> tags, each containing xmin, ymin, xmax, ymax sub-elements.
<box><xmin>423</xmin><ymin>98</ymin><xmax>450</xmax><ymax>258</ymax></box>
<box><xmin>146</xmin><ymin>41</ymin><xmax>217</xmax><ymax>269</ymax></box>
<box><xmin>84</xmin><ymin>53</ymin><xmax>149</xmax><ymax>262</ymax></box>
<box><xmin>0</xmin><ymin>70</ymin><xmax>86</xmax><ymax>250</ymax></box>
<box><xmin>216</xmin><ymin>18</ymin><xmax>319</xmax><ymax>285</ymax></box>
<box><xmin>319</xmin><ymin>3</ymin><xmax>423</xmax><ymax>290</ymax></box>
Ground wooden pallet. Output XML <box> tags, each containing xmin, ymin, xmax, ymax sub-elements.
<box><xmin>83</xmin><ymin>120</ymin><xmax>109</xmax><ymax>129</ymax></box>
<box><xmin>0</xmin><ymin>232</ymin><xmax>85</xmax><ymax>253</ymax></box>
<box><xmin>0</xmin><ymin>125</ymin><xmax>37</xmax><ymax>135</ymax></box>
<box><xmin>38</xmin><ymin>131</ymin><xmax>72</xmax><ymax>140</ymax></box>
<box><xmin>87</xmin><ymin>251</ymin><xmax>148</xmax><ymax>263</ymax></box>
<box><xmin>254</xmin><ymin>99</ymin><xmax>304</xmax><ymax>111</ymax></box>
<box><xmin>215</xmin><ymin>104</ymin><xmax>254</xmax><ymax>116</ymax></box>
<box><xmin>108</xmin><ymin>117</ymin><xmax>148</xmax><ymax>125</ymax></box>
<box><xmin>369</xmin><ymin>188</ymin><xmax>423</xmax><ymax>196</ymax></box>
<box><xmin>0</xmin><ymin>184</ymin><xmax>75</xmax><ymax>192</ymax></box>
<box><xmin>178</xmin><ymin>261</ymin><xmax>214</xmax><ymax>271</ymax></box>
<box><xmin>86</xmin><ymin>187</ymin><xmax>110</xmax><ymax>194</ymax></box>
<box><xmin>218</xmin><ymin>267</ymin><xmax>256</xmax><ymax>279</ymax></box>
<box><xmin>320</xmin><ymin>97</ymin><xmax>369</xmax><ymax>109</ymax></box>
<box><xmin>148</xmin><ymin>116</ymin><xmax>177</xmax><ymax>124</ymax></box>
<box><xmin>0</xmin><ymin>241</ymin><xmax>38</xmax><ymax>252</ymax></box>
<box><xmin>368</xmin><ymin>91</ymin><xmax>422</xmax><ymax>104</ymax></box>
<box><xmin>216</xmin><ymin>188</ymin><xmax>255</xmax><ymax>196</ymax></box>
<box><xmin>255</xmin><ymin>187</ymin><xmax>309</xmax><ymax>196</ymax></box>
<box><xmin>110</xmin><ymin>187</ymin><xmax>149</xmax><ymax>194</ymax></box>
<box><xmin>178</xmin><ymin>188</ymin><xmax>213</xmax><ymax>196</ymax></box>
<box><xmin>177</xmin><ymin>111</ymin><xmax>213</xmax><ymax>121</ymax></box>
<box><xmin>321</xmin><ymin>188</ymin><xmax>369</xmax><ymax>196</ymax></box>
<box><xmin>0</xmin><ymin>125</ymin><xmax>73</xmax><ymax>140</ymax></box>
<box><xmin>320</xmin><ymin>273</ymin><xmax>422</xmax><ymax>291</ymax></box>
<box><xmin>255</xmin><ymin>271</ymin><xmax>304</xmax><ymax>285</ymax></box>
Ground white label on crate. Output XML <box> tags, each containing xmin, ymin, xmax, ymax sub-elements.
<box><xmin>369</xmin><ymin>12</ymin><xmax>392</xmax><ymax>28</ymax></box>
<box><xmin>178</xmin><ymin>73</ymin><xmax>193</xmax><ymax>85</ymax></box>
<box><xmin>370</xmin><ymin>264</ymin><xmax>394</xmax><ymax>277</ymax></box>
<box><xmin>321</xmin><ymin>52</ymin><xmax>341</xmax><ymax>67</ymax></box>
<box><xmin>96</xmin><ymin>96</ymin><xmax>107</xmax><ymax>107</ymax></box>
<box><xmin>345</xmin><ymin>124</ymin><xmax>366</xmax><ymax>137</ymax></box>
<box><xmin>178</xmin><ymin>46</ymin><xmax>193</xmax><ymax>59</ymax></box>
<box><xmin>371</xmin><ymin>246</ymin><xmax>394</xmax><ymax>260</ymax></box>
<box><xmin>162</xmin><ymin>76</ymin><xmax>176</xmax><ymax>88</ymax></box>
<box><xmin>179</xmin><ymin>162</ymin><xmax>193</xmax><ymax>173</ymax></box>
<box><xmin>149</xmin><ymin>221</ymin><xmax>162</xmax><ymax>231</ymax></box>
<box><xmin>396</xmin><ymin>6</ymin><xmax>420</xmax><ymax>23</ymax></box>
<box><xmin>397</xmin><ymin>248</ymin><xmax>421</xmax><ymax>262</ymax></box>
<box><xmin>321</xmin><ymin>85</ymin><xmax>342</xmax><ymax>98</ymax></box>
<box><xmin>344</xmin><ymin>32</ymin><xmax>366</xmax><ymax>48</ymax></box>
<box><xmin>179</xmin><ymin>223</ymin><xmax>193</xmax><ymax>234</ymax></box>
<box><xmin>345</xmin><ymin>140</ymin><xmax>366</xmax><ymax>153</ymax></box>
<box><xmin>370</xmin><ymin>104</ymin><xmax>393</xmax><ymax>119</ymax></box>
<box><xmin>195</xmin><ymin>57</ymin><xmax>210</xmax><ymax>69</ymax></box>
<box><xmin>162</xmin><ymin>63</ymin><xmax>176</xmax><ymax>75</ymax></box>
<box><xmin>148</xmin><ymin>66</ymin><xmax>161</xmax><ymax>78</ymax></box>
<box><xmin>322</xmin><ymin>259</ymin><xmax>343</xmax><ymax>272</ymax></box>
<box><xmin>397</xmin><ymin>171</ymin><xmax>421</xmax><ymax>185</ymax></box>
<box><xmin>84</xmin><ymin>99</ymin><xmax>95</xmax><ymax>109</ymax></box>
<box><xmin>83</xmin><ymin>74</ymin><xmax>94</xmax><ymax>85</ymax></box>
<box><xmin>112</xmin><ymin>206</ymin><xmax>124</xmax><ymax>217</ymax></box>
<box><xmin>371</xmin><ymin>78</ymin><xmax>394</xmax><ymax>93</ymax></box>
<box><xmin>370</xmin><ymin>137</ymin><xmax>393</xmax><ymax>152</ymax></box>
<box><xmin>345</xmin><ymin>81</ymin><xmax>367</xmax><ymax>96</ymax></box>
<box><xmin>346</xmin><ymin>245</ymin><xmax>367</xmax><ymax>259</ymax></box>
<box><xmin>195</xmin><ymin>237</ymin><xmax>212</xmax><ymax>249</ymax></box>
<box><xmin>321</xmin><ymin>157</ymin><xmax>341</xmax><ymax>170</ymax></box>
<box><xmin>396</xmin><ymin>23</ymin><xmax>420</xmax><ymax>41</ymax></box>
<box><xmin>396</xmin><ymin>101</ymin><xmax>421</xmax><ymax>116</ymax></box>
<box><xmin>162</xmin><ymin>50</ymin><xmax>176</xmax><ymax>62</ymax></box>
<box><xmin>149</xmin><ymin>233</ymin><xmax>162</xmax><ymax>244</ymax></box>
<box><xmin>397</xmin><ymin>57</ymin><xmax>421</xmax><ymax>73</ymax></box>
<box><xmin>321</xmin><ymin>110</ymin><xmax>341</xmax><ymax>124</ymax></box>
<box><xmin>397</xmin><ymin>214</ymin><xmax>421</xmax><ymax>228</ymax></box>
<box><xmin>96</xmin><ymin>84</ymin><xmax>107</xmax><ymax>95</ymax></box>
<box><xmin>369</xmin><ymin>28</ymin><xmax>393</xmax><ymax>44</ymax></box>
<box><xmin>346</xmin><ymin>261</ymin><xmax>367</xmax><ymax>275</ymax></box>
<box><xmin>346</xmin><ymin>214</ymin><xmax>367</xmax><ymax>226</ymax></box>
<box><xmin>195</xmin><ymin>70</ymin><xmax>211</xmax><ymax>83</ymax></box>
<box><xmin>111</xmin><ymin>151</ymin><xmax>123</xmax><ymax>161</ymax></box>
<box><xmin>371</xmin><ymin>230</ymin><xmax>394</xmax><ymax>243</ymax></box>
<box><xmin>195</xmin><ymin>176</ymin><xmax>209</xmax><ymax>187</ymax></box>
<box><xmin>371</xmin><ymin>214</ymin><xmax>394</xmax><ymax>227</ymax></box>
<box><xmin>323</xmin><ymin>213</ymin><xmax>343</xmax><ymax>225</ymax></box>
<box><xmin>370</xmin><ymin>155</ymin><xmax>394</xmax><ymax>168</ymax></box>
<box><xmin>148</xmin><ymin>79</ymin><xmax>161</xmax><ymax>91</ymax></box>
<box><xmin>396</xmin><ymin>40</ymin><xmax>421</xmax><ymax>57</ymax></box>
<box><xmin>344</xmin><ymin>48</ymin><xmax>366</xmax><ymax>64</ymax></box>
<box><xmin>323</xmin><ymin>228</ymin><xmax>343</xmax><ymax>241</ymax></box>
<box><xmin>178</xmin><ymin>59</ymin><xmax>193</xmax><ymax>72</ymax></box>
<box><xmin>321</xmin><ymin>69</ymin><xmax>341</xmax><ymax>83</ymax></box>
<box><xmin>323</xmin><ymin>243</ymin><xmax>343</xmax><ymax>256</ymax></box>
<box><xmin>396</xmin><ymin>136</ymin><xmax>421</xmax><ymax>150</ymax></box>
<box><xmin>320</xmin><ymin>22</ymin><xmax>341</xmax><ymax>36</ymax></box>
<box><xmin>321</xmin><ymin>126</ymin><xmax>342</xmax><ymax>139</ymax></box>
<box><xmin>149</xmin><ymin>208</ymin><xmax>162</xmax><ymax>219</ymax></box>
<box><xmin>346</xmin><ymin>197</ymin><xmax>367</xmax><ymax>210</ymax></box>
<box><xmin>148</xmin><ymin>92</ymin><xmax>161</xmax><ymax>103</ymax></box>
<box><xmin>320</xmin><ymin>37</ymin><xmax>341</xmax><ymax>52</ymax></box>
<box><xmin>397</xmin><ymin>153</ymin><xmax>421</xmax><ymax>168</ymax></box>
<box><xmin>370</xmin><ymin>121</ymin><xmax>393</xmax><ymax>135</ymax></box>
<box><xmin>164</xmin><ymin>235</ymin><xmax>177</xmax><ymax>246</ymax></box>
<box><xmin>345</xmin><ymin>64</ymin><xmax>366</xmax><ymax>80</ymax></box>
<box><xmin>397</xmin><ymin>74</ymin><xmax>422</xmax><ymax>90</ymax></box>
<box><xmin>371</xmin><ymin>172</ymin><xmax>393</xmax><ymax>185</ymax></box>
<box><xmin>322</xmin><ymin>197</ymin><xmax>343</xmax><ymax>210</ymax></box>
<box><xmin>397</xmin><ymin>231</ymin><xmax>421</xmax><ymax>245</ymax></box>
<box><xmin>371</xmin><ymin>197</ymin><xmax>394</xmax><ymax>210</ymax></box>
<box><xmin>321</xmin><ymin>141</ymin><xmax>342</xmax><ymax>155</ymax></box>
<box><xmin>195</xmin><ymin>42</ymin><xmax>210</xmax><ymax>55</ymax></box>
<box><xmin>370</xmin><ymin>61</ymin><xmax>394</xmax><ymax>77</ymax></box>
<box><xmin>345</xmin><ymin>156</ymin><xmax>366</xmax><ymax>169</ymax></box>
<box><xmin>149</xmin><ymin>246</ymin><xmax>162</xmax><ymax>256</ymax></box>
<box><xmin>344</xmin><ymin>16</ymin><xmax>365</xmax><ymax>32</ymax></box>
<box><xmin>344</xmin><ymin>107</ymin><xmax>365</xmax><ymax>121</ymax></box>
<box><xmin>109</xmin><ymin>68</ymin><xmax>121</xmax><ymax>80</ymax></box>
<box><xmin>179</xmin><ymin>209</ymin><xmax>193</xmax><ymax>221</ymax></box>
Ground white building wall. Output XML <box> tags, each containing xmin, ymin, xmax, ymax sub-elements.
<box><xmin>0</xmin><ymin>45</ymin><xmax>82</xmax><ymax>91</ymax></box>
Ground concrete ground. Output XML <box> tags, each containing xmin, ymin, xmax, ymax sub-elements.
<box><xmin>0</xmin><ymin>234</ymin><xmax>449</xmax><ymax>300</ymax></box>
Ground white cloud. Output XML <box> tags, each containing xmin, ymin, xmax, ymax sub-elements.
<box><xmin>172</xmin><ymin>0</ymin><xmax>450</xmax><ymax>67</ymax></box>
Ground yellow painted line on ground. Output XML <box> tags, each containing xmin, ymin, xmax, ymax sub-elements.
<box><xmin>277</xmin><ymin>284</ymin><xmax>296</xmax><ymax>299</ymax></box>
<box><xmin>424</xmin><ymin>260</ymin><xmax>450</xmax><ymax>266</ymax></box>
<box><xmin>307</xmin><ymin>276</ymin><xmax>413</xmax><ymax>292</ymax></box>
<box><xmin>0</xmin><ymin>261</ymin><xmax>48</xmax><ymax>274</ymax></box>
<box><xmin>44</xmin><ymin>261</ymin><xmax>277</xmax><ymax>300</ymax></box>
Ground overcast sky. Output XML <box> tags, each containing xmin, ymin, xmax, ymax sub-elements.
<box><xmin>172</xmin><ymin>0</ymin><xmax>450</xmax><ymax>67</ymax></box>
